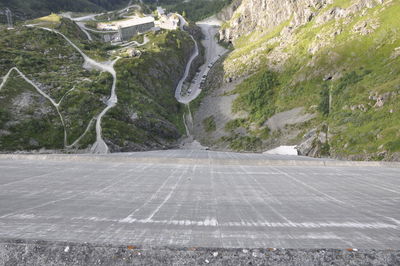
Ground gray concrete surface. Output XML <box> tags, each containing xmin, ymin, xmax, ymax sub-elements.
<box><xmin>0</xmin><ymin>150</ymin><xmax>399</xmax><ymax>250</ymax></box>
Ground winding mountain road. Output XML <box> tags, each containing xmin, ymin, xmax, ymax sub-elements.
<box><xmin>175</xmin><ymin>16</ymin><xmax>227</xmax><ymax>104</ymax></box>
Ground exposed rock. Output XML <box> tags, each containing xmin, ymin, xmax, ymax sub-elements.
<box><xmin>28</xmin><ymin>138</ymin><xmax>39</xmax><ymax>147</ymax></box>
<box><xmin>353</xmin><ymin>18</ymin><xmax>380</xmax><ymax>35</ymax></box>
<box><xmin>350</xmin><ymin>104</ymin><xmax>367</xmax><ymax>112</ymax></box>
<box><xmin>217</xmin><ymin>0</ymin><xmax>243</xmax><ymax>21</ymax></box>
<box><xmin>265</xmin><ymin>107</ymin><xmax>316</xmax><ymax>131</ymax></box>
<box><xmin>0</xmin><ymin>130</ymin><xmax>11</xmax><ymax>137</ymax></box>
<box><xmin>221</xmin><ymin>0</ymin><xmax>385</xmax><ymax>44</ymax></box>
<box><xmin>220</xmin><ymin>0</ymin><xmax>332</xmax><ymax>42</ymax></box>
<box><xmin>296</xmin><ymin>128</ymin><xmax>329</xmax><ymax>157</ymax></box>
<box><xmin>130</xmin><ymin>112</ymin><xmax>138</xmax><ymax>122</ymax></box>
<box><xmin>126</xmin><ymin>48</ymin><xmax>141</xmax><ymax>57</ymax></box>
<box><xmin>391</xmin><ymin>47</ymin><xmax>400</xmax><ymax>59</ymax></box>
<box><xmin>369</xmin><ymin>91</ymin><xmax>396</xmax><ymax>108</ymax></box>
<box><xmin>316</xmin><ymin>0</ymin><xmax>384</xmax><ymax>25</ymax></box>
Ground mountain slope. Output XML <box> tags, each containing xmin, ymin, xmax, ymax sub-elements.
<box><xmin>194</xmin><ymin>0</ymin><xmax>400</xmax><ymax>161</ymax></box>
<box><xmin>0</xmin><ymin>0</ymin><xmax>130</xmax><ymax>20</ymax></box>
<box><xmin>0</xmin><ymin>18</ymin><xmax>195</xmax><ymax>152</ymax></box>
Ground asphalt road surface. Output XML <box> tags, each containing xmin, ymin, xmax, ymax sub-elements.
<box><xmin>0</xmin><ymin>150</ymin><xmax>399</xmax><ymax>249</ymax></box>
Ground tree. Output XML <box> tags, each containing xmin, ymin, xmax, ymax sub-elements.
<box><xmin>318</xmin><ymin>83</ymin><xmax>330</xmax><ymax>116</ymax></box>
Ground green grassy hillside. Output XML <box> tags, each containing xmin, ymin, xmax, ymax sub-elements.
<box><xmin>0</xmin><ymin>17</ymin><xmax>194</xmax><ymax>152</ymax></box>
<box><xmin>0</xmin><ymin>0</ymin><xmax>130</xmax><ymax>21</ymax></box>
<box><xmin>218</xmin><ymin>0</ymin><xmax>400</xmax><ymax>160</ymax></box>
<box><xmin>145</xmin><ymin>0</ymin><xmax>232</xmax><ymax>21</ymax></box>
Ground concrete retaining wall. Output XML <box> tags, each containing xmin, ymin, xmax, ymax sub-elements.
<box><xmin>0</xmin><ymin>153</ymin><xmax>399</xmax><ymax>168</ymax></box>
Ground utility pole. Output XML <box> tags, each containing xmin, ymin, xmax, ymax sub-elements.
<box><xmin>5</xmin><ymin>8</ymin><xmax>13</xmax><ymax>29</ymax></box>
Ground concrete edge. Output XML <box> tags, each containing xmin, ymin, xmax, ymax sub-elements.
<box><xmin>0</xmin><ymin>238</ymin><xmax>399</xmax><ymax>266</ymax></box>
<box><xmin>0</xmin><ymin>154</ymin><xmax>399</xmax><ymax>168</ymax></box>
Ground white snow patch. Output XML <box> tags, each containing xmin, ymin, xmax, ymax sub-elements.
<box><xmin>264</xmin><ymin>145</ymin><xmax>298</xmax><ymax>156</ymax></box>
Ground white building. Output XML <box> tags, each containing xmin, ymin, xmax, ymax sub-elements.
<box><xmin>98</xmin><ymin>17</ymin><xmax>155</xmax><ymax>31</ymax></box>
<box><xmin>156</xmin><ymin>13</ymin><xmax>179</xmax><ymax>31</ymax></box>
<box><xmin>156</xmin><ymin>7</ymin><xmax>165</xmax><ymax>17</ymax></box>
<box><xmin>118</xmin><ymin>17</ymin><xmax>155</xmax><ymax>41</ymax></box>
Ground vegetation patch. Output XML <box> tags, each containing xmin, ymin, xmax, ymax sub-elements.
<box><xmin>202</xmin><ymin>116</ymin><xmax>216</xmax><ymax>133</ymax></box>
<box><xmin>218</xmin><ymin>0</ymin><xmax>400</xmax><ymax>160</ymax></box>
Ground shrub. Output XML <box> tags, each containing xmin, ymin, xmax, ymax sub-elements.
<box><xmin>202</xmin><ymin>116</ymin><xmax>216</xmax><ymax>132</ymax></box>
<box><xmin>229</xmin><ymin>136</ymin><xmax>262</xmax><ymax>151</ymax></box>
<box><xmin>318</xmin><ymin>83</ymin><xmax>330</xmax><ymax>116</ymax></box>
<box><xmin>224</xmin><ymin>118</ymin><xmax>246</xmax><ymax>132</ymax></box>
<box><xmin>385</xmin><ymin>140</ymin><xmax>400</xmax><ymax>152</ymax></box>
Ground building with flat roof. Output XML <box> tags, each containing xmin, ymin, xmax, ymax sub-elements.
<box><xmin>119</xmin><ymin>17</ymin><xmax>155</xmax><ymax>41</ymax></box>
<box><xmin>98</xmin><ymin>17</ymin><xmax>155</xmax><ymax>42</ymax></box>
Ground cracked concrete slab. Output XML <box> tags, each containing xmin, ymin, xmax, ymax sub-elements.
<box><xmin>0</xmin><ymin>150</ymin><xmax>399</xmax><ymax>250</ymax></box>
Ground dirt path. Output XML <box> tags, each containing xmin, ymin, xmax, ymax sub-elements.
<box><xmin>0</xmin><ymin>67</ymin><xmax>68</xmax><ymax>146</ymax></box>
<box><xmin>16</xmin><ymin>26</ymin><xmax>122</xmax><ymax>153</ymax></box>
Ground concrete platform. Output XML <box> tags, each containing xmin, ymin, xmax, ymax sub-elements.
<box><xmin>0</xmin><ymin>150</ymin><xmax>399</xmax><ymax>249</ymax></box>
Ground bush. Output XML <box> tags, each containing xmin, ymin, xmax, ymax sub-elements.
<box><xmin>318</xmin><ymin>83</ymin><xmax>330</xmax><ymax>116</ymax></box>
<box><xmin>202</xmin><ymin>116</ymin><xmax>216</xmax><ymax>132</ymax></box>
<box><xmin>229</xmin><ymin>136</ymin><xmax>262</xmax><ymax>151</ymax></box>
<box><xmin>224</xmin><ymin>118</ymin><xmax>246</xmax><ymax>132</ymax></box>
<box><xmin>385</xmin><ymin>140</ymin><xmax>400</xmax><ymax>152</ymax></box>
<box><xmin>336</xmin><ymin>71</ymin><xmax>363</xmax><ymax>92</ymax></box>
<box><xmin>233</xmin><ymin>70</ymin><xmax>278</xmax><ymax>122</ymax></box>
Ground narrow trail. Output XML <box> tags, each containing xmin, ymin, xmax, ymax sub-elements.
<box><xmin>41</xmin><ymin>27</ymin><xmax>120</xmax><ymax>154</ymax></box>
<box><xmin>182</xmin><ymin>104</ymin><xmax>192</xmax><ymax>137</ymax></box>
<box><xmin>0</xmin><ymin>67</ymin><xmax>68</xmax><ymax>146</ymax></box>
<box><xmin>75</xmin><ymin>22</ymin><xmax>93</xmax><ymax>41</ymax></box>
<box><xmin>15</xmin><ymin>26</ymin><xmax>121</xmax><ymax>153</ymax></box>
<box><xmin>90</xmin><ymin>58</ymin><xmax>119</xmax><ymax>154</ymax></box>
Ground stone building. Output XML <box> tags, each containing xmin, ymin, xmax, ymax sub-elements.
<box><xmin>118</xmin><ymin>17</ymin><xmax>155</xmax><ymax>41</ymax></box>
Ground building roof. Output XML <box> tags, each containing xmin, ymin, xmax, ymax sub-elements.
<box><xmin>118</xmin><ymin>17</ymin><xmax>155</xmax><ymax>29</ymax></box>
<box><xmin>157</xmin><ymin>7</ymin><xmax>165</xmax><ymax>15</ymax></box>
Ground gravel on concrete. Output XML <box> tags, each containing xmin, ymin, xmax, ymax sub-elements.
<box><xmin>1</xmin><ymin>238</ymin><xmax>399</xmax><ymax>266</ymax></box>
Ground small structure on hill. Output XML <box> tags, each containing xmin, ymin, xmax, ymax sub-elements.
<box><xmin>156</xmin><ymin>7</ymin><xmax>165</xmax><ymax>17</ymax></box>
<box><xmin>97</xmin><ymin>17</ymin><xmax>155</xmax><ymax>42</ymax></box>
<box><xmin>118</xmin><ymin>17</ymin><xmax>155</xmax><ymax>41</ymax></box>
<box><xmin>157</xmin><ymin>13</ymin><xmax>179</xmax><ymax>30</ymax></box>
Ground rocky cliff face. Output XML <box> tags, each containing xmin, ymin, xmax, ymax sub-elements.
<box><xmin>220</xmin><ymin>0</ymin><xmax>330</xmax><ymax>42</ymax></box>
<box><xmin>196</xmin><ymin>0</ymin><xmax>400</xmax><ymax>160</ymax></box>
<box><xmin>220</xmin><ymin>0</ymin><xmax>385</xmax><ymax>42</ymax></box>
<box><xmin>216</xmin><ymin>0</ymin><xmax>243</xmax><ymax>21</ymax></box>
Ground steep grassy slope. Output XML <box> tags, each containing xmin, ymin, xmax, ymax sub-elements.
<box><xmin>0</xmin><ymin>18</ymin><xmax>194</xmax><ymax>152</ymax></box>
<box><xmin>0</xmin><ymin>0</ymin><xmax>130</xmax><ymax>21</ymax></box>
<box><xmin>145</xmin><ymin>0</ymin><xmax>233</xmax><ymax>21</ymax></box>
<box><xmin>103</xmin><ymin>30</ymin><xmax>194</xmax><ymax>151</ymax></box>
<box><xmin>0</xmin><ymin>22</ymin><xmax>106</xmax><ymax>151</ymax></box>
<box><xmin>201</xmin><ymin>0</ymin><xmax>400</xmax><ymax>160</ymax></box>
